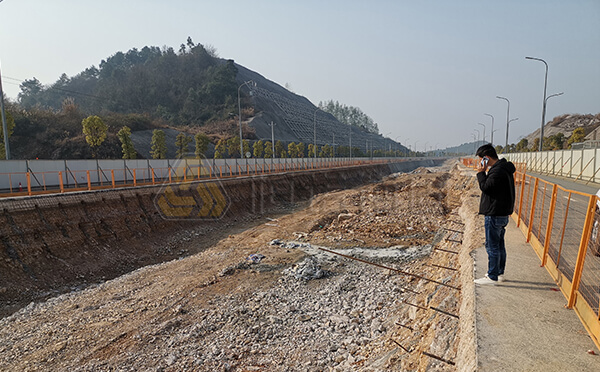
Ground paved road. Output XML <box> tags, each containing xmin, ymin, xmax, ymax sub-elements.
<box><xmin>474</xmin><ymin>218</ymin><xmax>600</xmax><ymax>371</ymax></box>
<box><xmin>526</xmin><ymin>171</ymin><xmax>599</xmax><ymax>196</ymax></box>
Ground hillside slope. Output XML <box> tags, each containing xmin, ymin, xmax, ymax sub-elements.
<box><xmin>524</xmin><ymin>113</ymin><xmax>600</xmax><ymax>145</ymax></box>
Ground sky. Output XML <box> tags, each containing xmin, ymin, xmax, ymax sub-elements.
<box><xmin>0</xmin><ymin>0</ymin><xmax>599</xmax><ymax>151</ymax></box>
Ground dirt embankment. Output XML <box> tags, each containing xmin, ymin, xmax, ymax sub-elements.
<box><xmin>0</xmin><ymin>161</ymin><xmax>486</xmax><ymax>371</ymax></box>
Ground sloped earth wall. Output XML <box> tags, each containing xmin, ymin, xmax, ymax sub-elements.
<box><xmin>0</xmin><ymin>159</ymin><xmax>444</xmax><ymax>317</ymax></box>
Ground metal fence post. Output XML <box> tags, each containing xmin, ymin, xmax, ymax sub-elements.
<box><xmin>526</xmin><ymin>178</ymin><xmax>539</xmax><ymax>242</ymax></box>
<box><xmin>567</xmin><ymin>194</ymin><xmax>597</xmax><ymax>308</ymax></box>
<box><xmin>541</xmin><ymin>184</ymin><xmax>558</xmax><ymax>267</ymax></box>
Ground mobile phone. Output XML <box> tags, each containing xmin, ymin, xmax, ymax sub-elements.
<box><xmin>480</xmin><ymin>157</ymin><xmax>488</xmax><ymax>167</ymax></box>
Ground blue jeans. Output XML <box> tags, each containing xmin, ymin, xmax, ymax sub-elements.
<box><xmin>484</xmin><ymin>215</ymin><xmax>509</xmax><ymax>281</ymax></box>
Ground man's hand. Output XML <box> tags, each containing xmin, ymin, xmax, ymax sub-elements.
<box><xmin>476</xmin><ymin>159</ymin><xmax>488</xmax><ymax>173</ymax></box>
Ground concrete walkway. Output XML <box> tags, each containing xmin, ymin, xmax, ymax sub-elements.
<box><xmin>474</xmin><ymin>218</ymin><xmax>600</xmax><ymax>371</ymax></box>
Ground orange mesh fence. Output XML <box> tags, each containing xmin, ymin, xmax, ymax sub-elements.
<box><xmin>513</xmin><ymin>170</ymin><xmax>600</xmax><ymax>349</ymax></box>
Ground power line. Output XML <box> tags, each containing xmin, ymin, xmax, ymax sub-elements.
<box><xmin>1</xmin><ymin>75</ymin><xmax>107</xmax><ymax>102</ymax></box>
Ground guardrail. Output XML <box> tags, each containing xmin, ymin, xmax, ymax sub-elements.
<box><xmin>462</xmin><ymin>158</ymin><xmax>600</xmax><ymax>349</ymax></box>
<box><xmin>506</xmin><ymin>148</ymin><xmax>600</xmax><ymax>184</ymax></box>
<box><xmin>0</xmin><ymin>157</ymin><xmax>412</xmax><ymax>198</ymax></box>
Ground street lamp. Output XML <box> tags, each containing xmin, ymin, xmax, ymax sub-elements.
<box><xmin>414</xmin><ymin>140</ymin><xmax>419</xmax><ymax>156</ymax></box>
<box><xmin>505</xmin><ymin>118</ymin><xmax>519</xmax><ymax>152</ymax></box>
<box><xmin>484</xmin><ymin>113</ymin><xmax>494</xmax><ymax>145</ymax></box>
<box><xmin>238</xmin><ymin>80</ymin><xmax>256</xmax><ymax>159</ymax></box>
<box><xmin>474</xmin><ymin>129</ymin><xmax>480</xmax><ymax>146</ymax></box>
<box><xmin>496</xmin><ymin>96</ymin><xmax>511</xmax><ymax>150</ymax></box>
<box><xmin>477</xmin><ymin>123</ymin><xmax>486</xmax><ymax>143</ymax></box>
<box><xmin>525</xmin><ymin>56</ymin><xmax>550</xmax><ymax>151</ymax></box>
<box><xmin>313</xmin><ymin>107</ymin><xmax>321</xmax><ymax>160</ymax></box>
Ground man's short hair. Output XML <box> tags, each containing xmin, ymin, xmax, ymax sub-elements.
<box><xmin>476</xmin><ymin>144</ymin><xmax>498</xmax><ymax>159</ymax></box>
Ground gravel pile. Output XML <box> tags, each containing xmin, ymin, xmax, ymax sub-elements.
<box><xmin>0</xmin><ymin>254</ymin><xmax>411</xmax><ymax>372</ymax></box>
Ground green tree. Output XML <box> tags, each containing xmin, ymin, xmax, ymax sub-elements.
<box><xmin>214</xmin><ymin>138</ymin><xmax>227</xmax><ymax>159</ymax></box>
<box><xmin>150</xmin><ymin>129</ymin><xmax>167</xmax><ymax>159</ymax></box>
<box><xmin>308</xmin><ymin>144</ymin><xmax>316</xmax><ymax>158</ymax></box>
<box><xmin>117</xmin><ymin>126</ymin><xmax>136</xmax><ymax>159</ymax></box>
<box><xmin>318</xmin><ymin>100</ymin><xmax>379</xmax><ymax>134</ymax></box>
<box><xmin>287</xmin><ymin>142</ymin><xmax>298</xmax><ymax>158</ymax></box>
<box><xmin>530</xmin><ymin>138</ymin><xmax>540</xmax><ymax>152</ymax></box>
<box><xmin>548</xmin><ymin>133</ymin><xmax>565</xmax><ymax>150</ymax></box>
<box><xmin>263</xmin><ymin>141</ymin><xmax>273</xmax><ymax>158</ymax></box>
<box><xmin>274</xmin><ymin>140</ymin><xmax>285</xmax><ymax>158</ymax></box>
<box><xmin>253</xmin><ymin>140</ymin><xmax>264</xmax><ymax>158</ymax></box>
<box><xmin>515</xmin><ymin>138</ymin><xmax>528</xmax><ymax>152</ymax></box>
<box><xmin>227</xmin><ymin>137</ymin><xmax>241</xmax><ymax>158</ymax></box>
<box><xmin>175</xmin><ymin>133</ymin><xmax>192</xmax><ymax>158</ymax></box>
<box><xmin>297</xmin><ymin>142</ymin><xmax>305</xmax><ymax>158</ymax></box>
<box><xmin>319</xmin><ymin>144</ymin><xmax>333</xmax><ymax>157</ymax></box>
<box><xmin>567</xmin><ymin>128</ymin><xmax>585</xmax><ymax>148</ymax></box>
<box><xmin>81</xmin><ymin>115</ymin><xmax>107</xmax><ymax>158</ymax></box>
<box><xmin>194</xmin><ymin>132</ymin><xmax>210</xmax><ymax>159</ymax></box>
<box><xmin>0</xmin><ymin>111</ymin><xmax>16</xmax><ymax>160</ymax></box>
<box><xmin>243</xmin><ymin>139</ymin><xmax>251</xmax><ymax>158</ymax></box>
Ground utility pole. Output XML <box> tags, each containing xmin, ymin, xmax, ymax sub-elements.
<box><xmin>268</xmin><ymin>121</ymin><xmax>276</xmax><ymax>158</ymax></box>
<box><xmin>0</xmin><ymin>62</ymin><xmax>10</xmax><ymax>159</ymax></box>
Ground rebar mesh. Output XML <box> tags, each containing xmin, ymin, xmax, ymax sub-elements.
<box><xmin>556</xmin><ymin>192</ymin><xmax>589</xmax><ymax>282</ymax></box>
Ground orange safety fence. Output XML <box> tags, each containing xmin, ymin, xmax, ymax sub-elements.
<box><xmin>463</xmin><ymin>156</ymin><xmax>600</xmax><ymax>349</ymax></box>
<box><xmin>513</xmin><ymin>170</ymin><xmax>600</xmax><ymax>349</ymax></box>
<box><xmin>0</xmin><ymin>158</ymin><xmax>400</xmax><ymax>198</ymax></box>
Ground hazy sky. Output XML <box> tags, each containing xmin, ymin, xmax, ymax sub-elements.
<box><xmin>1</xmin><ymin>0</ymin><xmax>599</xmax><ymax>150</ymax></box>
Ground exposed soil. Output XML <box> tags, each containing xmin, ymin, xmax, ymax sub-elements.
<box><xmin>0</xmin><ymin>161</ymin><xmax>484</xmax><ymax>371</ymax></box>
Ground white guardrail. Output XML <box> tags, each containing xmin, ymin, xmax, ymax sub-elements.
<box><xmin>506</xmin><ymin>148</ymin><xmax>600</xmax><ymax>184</ymax></box>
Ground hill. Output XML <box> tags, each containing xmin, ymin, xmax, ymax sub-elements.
<box><xmin>522</xmin><ymin>113</ymin><xmax>600</xmax><ymax>149</ymax></box>
<box><xmin>6</xmin><ymin>39</ymin><xmax>404</xmax><ymax>159</ymax></box>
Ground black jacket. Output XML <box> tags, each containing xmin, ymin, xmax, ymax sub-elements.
<box><xmin>477</xmin><ymin>158</ymin><xmax>516</xmax><ymax>216</ymax></box>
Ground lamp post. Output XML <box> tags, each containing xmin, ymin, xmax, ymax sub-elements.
<box><xmin>268</xmin><ymin>121</ymin><xmax>276</xmax><ymax>159</ymax></box>
<box><xmin>496</xmin><ymin>96</ymin><xmax>511</xmax><ymax>150</ymax></box>
<box><xmin>525</xmin><ymin>56</ymin><xmax>550</xmax><ymax>151</ymax></box>
<box><xmin>313</xmin><ymin>107</ymin><xmax>321</xmax><ymax>160</ymax></box>
<box><xmin>414</xmin><ymin>140</ymin><xmax>419</xmax><ymax>156</ymax></box>
<box><xmin>238</xmin><ymin>80</ymin><xmax>255</xmax><ymax>159</ymax></box>
<box><xmin>423</xmin><ymin>141</ymin><xmax>428</xmax><ymax>156</ymax></box>
<box><xmin>0</xmin><ymin>61</ymin><xmax>10</xmax><ymax>159</ymax></box>
<box><xmin>349</xmin><ymin>127</ymin><xmax>352</xmax><ymax>161</ymax></box>
<box><xmin>474</xmin><ymin>129</ymin><xmax>480</xmax><ymax>146</ymax></box>
<box><xmin>403</xmin><ymin>137</ymin><xmax>410</xmax><ymax>157</ymax></box>
<box><xmin>477</xmin><ymin>123</ymin><xmax>486</xmax><ymax>143</ymax></box>
<box><xmin>484</xmin><ymin>113</ymin><xmax>494</xmax><ymax>145</ymax></box>
<box><xmin>505</xmin><ymin>118</ymin><xmax>519</xmax><ymax>152</ymax></box>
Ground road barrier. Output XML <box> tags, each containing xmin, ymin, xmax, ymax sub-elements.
<box><xmin>507</xmin><ymin>148</ymin><xmax>600</xmax><ymax>184</ymax></box>
<box><xmin>0</xmin><ymin>157</ymin><xmax>419</xmax><ymax>198</ymax></box>
<box><xmin>462</xmin><ymin>158</ymin><xmax>600</xmax><ymax>349</ymax></box>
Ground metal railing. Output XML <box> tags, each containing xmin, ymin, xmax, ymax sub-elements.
<box><xmin>0</xmin><ymin>157</ymin><xmax>407</xmax><ymax>198</ymax></box>
<box><xmin>463</xmin><ymin>158</ymin><xmax>600</xmax><ymax>349</ymax></box>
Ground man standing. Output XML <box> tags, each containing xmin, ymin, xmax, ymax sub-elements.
<box><xmin>474</xmin><ymin>144</ymin><xmax>516</xmax><ymax>285</ymax></box>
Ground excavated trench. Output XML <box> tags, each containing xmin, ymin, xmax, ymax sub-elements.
<box><xmin>0</xmin><ymin>160</ymin><xmax>445</xmax><ymax>317</ymax></box>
